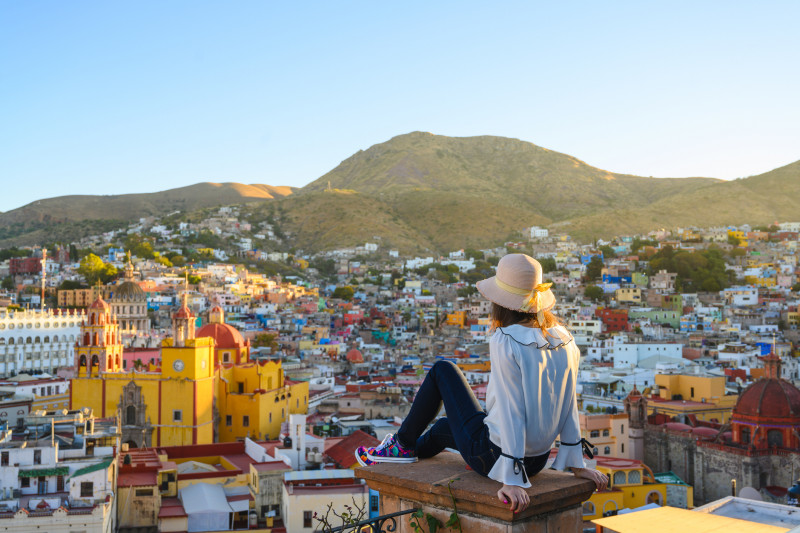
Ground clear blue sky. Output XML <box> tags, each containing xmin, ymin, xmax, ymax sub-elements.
<box><xmin>2</xmin><ymin>1</ymin><xmax>799</xmax><ymax>212</ymax></box>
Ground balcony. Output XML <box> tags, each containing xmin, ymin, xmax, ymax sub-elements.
<box><xmin>356</xmin><ymin>453</ymin><xmax>595</xmax><ymax>532</ymax></box>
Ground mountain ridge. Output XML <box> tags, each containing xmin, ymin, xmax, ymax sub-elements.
<box><xmin>0</xmin><ymin>132</ymin><xmax>797</xmax><ymax>251</ymax></box>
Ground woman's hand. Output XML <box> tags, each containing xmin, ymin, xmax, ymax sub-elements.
<box><xmin>571</xmin><ymin>467</ymin><xmax>608</xmax><ymax>491</ymax></box>
<box><xmin>497</xmin><ymin>484</ymin><xmax>530</xmax><ymax>513</ymax></box>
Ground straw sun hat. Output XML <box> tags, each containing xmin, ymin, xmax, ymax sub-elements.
<box><xmin>476</xmin><ymin>254</ymin><xmax>556</xmax><ymax>322</ymax></box>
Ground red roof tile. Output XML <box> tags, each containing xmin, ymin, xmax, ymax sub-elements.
<box><xmin>323</xmin><ymin>430</ymin><xmax>379</xmax><ymax>469</ymax></box>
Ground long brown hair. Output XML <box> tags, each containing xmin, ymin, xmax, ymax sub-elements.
<box><xmin>489</xmin><ymin>302</ymin><xmax>561</xmax><ymax>334</ymax></box>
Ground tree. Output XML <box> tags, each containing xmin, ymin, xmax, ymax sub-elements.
<box><xmin>599</xmin><ymin>245</ymin><xmax>616</xmax><ymax>259</ymax></box>
<box><xmin>332</xmin><ymin>286</ymin><xmax>355</xmax><ymax>301</ymax></box>
<box><xmin>123</xmin><ymin>234</ymin><xmax>156</xmax><ymax>259</ymax></box>
<box><xmin>539</xmin><ymin>257</ymin><xmax>557</xmax><ymax>273</ymax></box>
<box><xmin>584</xmin><ymin>285</ymin><xmax>604</xmax><ymax>301</ymax></box>
<box><xmin>727</xmin><ymin>234</ymin><xmax>741</xmax><ymax>247</ymax></box>
<box><xmin>465</xmin><ymin>248</ymin><xmax>484</xmax><ymax>261</ymax></box>
<box><xmin>586</xmin><ymin>256</ymin><xmax>604</xmax><ymax>281</ymax></box>
<box><xmin>58</xmin><ymin>279</ymin><xmax>84</xmax><ymax>291</ymax></box>
<box><xmin>78</xmin><ymin>254</ymin><xmax>118</xmax><ymax>285</ymax></box>
<box><xmin>154</xmin><ymin>254</ymin><xmax>172</xmax><ymax>268</ymax></box>
<box><xmin>253</xmin><ymin>333</ymin><xmax>278</xmax><ymax>352</ymax></box>
<box><xmin>1</xmin><ymin>277</ymin><xmax>14</xmax><ymax>291</ymax></box>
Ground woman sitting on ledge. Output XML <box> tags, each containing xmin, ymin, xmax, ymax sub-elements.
<box><xmin>356</xmin><ymin>253</ymin><xmax>608</xmax><ymax>513</ymax></box>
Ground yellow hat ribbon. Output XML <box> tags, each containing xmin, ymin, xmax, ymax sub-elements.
<box><xmin>494</xmin><ymin>279</ymin><xmax>553</xmax><ymax>313</ymax></box>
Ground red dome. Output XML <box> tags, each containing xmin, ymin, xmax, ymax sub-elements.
<box><xmin>196</xmin><ymin>323</ymin><xmax>245</xmax><ymax>349</ymax></box>
<box><xmin>90</xmin><ymin>297</ymin><xmax>109</xmax><ymax>310</ymax></box>
<box><xmin>346</xmin><ymin>348</ymin><xmax>364</xmax><ymax>363</ymax></box>
<box><xmin>691</xmin><ymin>427</ymin><xmax>719</xmax><ymax>438</ymax></box>
<box><xmin>663</xmin><ymin>422</ymin><xmax>692</xmax><ymax>431</ymax></box>
<box><xmin>174</xmin><ymin>305</ymin><xmax>193</xmax><ymax>319</ymax></box>
<box><xmin>733</xmin><ymin>379</ymin><xmax>800</xmax><ymax>420</ymax></box>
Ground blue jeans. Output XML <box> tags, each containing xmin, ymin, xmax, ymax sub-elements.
<box><xmin>396</xmin><ymin>360</ymin><xmax>548</xmax><ymax>479</ymax></box>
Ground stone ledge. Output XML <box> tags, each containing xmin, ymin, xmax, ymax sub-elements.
<box><xmin>356</xmin><ymin>452</ymin><xmax>595</xmax><ymax>525</ymax></box>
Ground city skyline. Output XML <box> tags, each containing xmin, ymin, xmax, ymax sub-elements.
<box><xmin>2</xmin><ymin>1</ymin><xmax>799</xmax><ymax>212</ymax></box>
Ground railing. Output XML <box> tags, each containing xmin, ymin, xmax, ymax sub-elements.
<box><xmin>324</xmin><ymin>508</ymin><xmax>419</xmax><ymax>532</ymax></box>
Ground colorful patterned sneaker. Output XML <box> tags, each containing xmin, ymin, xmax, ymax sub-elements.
<box><xmin>365</xmin><ymin>433</ymin><xmax>417</xmax><ymax>464</ymax></box>
<box><xmin>354</xmin><ymin>445</ymin><xmax>378</xmax><ymax>467</ymax></box>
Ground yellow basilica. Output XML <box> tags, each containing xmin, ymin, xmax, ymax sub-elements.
<box><xmin>70</xmin><ymin>295</ymin><xmax>308</xmax><ymax>448</ymax></box>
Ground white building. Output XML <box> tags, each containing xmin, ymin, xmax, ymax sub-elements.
<box><xmin>530</xmin><ymin>226</ymin><xmax>549</xmax><ymax>239</ymax></box>
<box><xmin>0</xmin><ymin>409</ymin><xmax>117</xmax><ymax>532</ymax></box>
<box><xmin>721</xmin><ymin>286</ymin><xmax>759</xmax><ymax>307</ymax></box>
<box><xmin>0</xmin><ymin>309</ymin><xmax>81</xmax><ymax>378</ymax></box>
<box><xmin>612</xmin><ymin>343</ymin><xmax>683</xmax><ymax>368</ymax></box>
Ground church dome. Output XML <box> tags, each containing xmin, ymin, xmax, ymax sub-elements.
<box><xmin>733</xmin><ymin>378</ymin><xmax>800</xmax><ymax>420</ymax></box>
<box><xmin>174</xmin><ymin>305</ymin><xmax>193</xmax><ymax>319</ymax></box>
<box><xmin>346</xmin><ymin>348</ymin><xmax>364</xmax><ymax>363</ymax></box>
<box><xmin>196</xmin><ymin>323</ymin><xmax>245</xmax><ymax>349</ymax></box>
<box><xmin>90</xmin><ymin>297</ymin><xmax>110</xmax><ymax>310</ymax></box>
<box><xmin>113</xmin><ymin>281</ymin><xmax>146</xmax><ymax>302</ymax></box>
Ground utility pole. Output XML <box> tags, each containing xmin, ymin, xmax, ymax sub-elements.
<box><xmin>40</xmin><ymin>248</ymin><xmax>47</xmax><ymax>311</ymax></box>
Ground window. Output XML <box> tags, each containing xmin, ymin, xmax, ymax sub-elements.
<box><xmin>243</xmin><ymin>415</ymin><xmax>250</xmax><ymax>427</ymax></box>
<box><xmin>21</xmin><ymin>477</ymin><xmax>30</xmax><ymax>488</ymax></box>
<box><xmin>1</xmin><ymin>451</ymin><xmax>8</xmax><ymax>466</ymax></box>
<box><xmin>603</xmin><ymin>430</ymin><xmax>609</xmax><ymax>437</ymax></box>
<box><xmin>370</xmin><ymin>495</ymin><xmax>379</xmax><ymax>513</ymax></box>
<box><xmin>621</xmin><ymin>443</ymin><xmax>624</xmax><ymax>453</ymax></box>
<box><xmin>238</xmin><ymin>382</ymin><xmax>244</xmax><ymax>393</ymax></box>
<box><xmin>173</xmin><ymin>410</ymin><xmax>182</xmax><ymax>422</ymax></box>
<box><xmin>741</xmin><ymin>427</ymin><xmax>751</xmax><ymax>444</ymax></box>
<box><xmin>34</xmin><ymin>449</ymin><xmax>41</xmax><ymax>465</ymax></box>
<box><xmin>690</xmin><ymin>387</ymin><xmax>695</xmax><ymax>398</ymax></box>
<box><xmin>767</xmin><ymin>429</ymin><xmax>783</xmax><ymax>448</ymax></box>
<box><xmin>303</xmin><ymin>510</ymin><xmax>312</xmax><ymax>528</ymax></box>
<box><xmin>604</xmin><ymin>446</ymin><xmax>611</xmax><ymax>455</ymax></box>
<box><xmin>628</xmin><ymin>470</ymin><xmax>641</xmax><ymax>484</ymax></box>
<box><xmin>613</xmin><ymin>471</ymin><xmax>626</xmax><ymax>486</ymax></box>
<box><xmin>582</xmin><ymin>501</ymin><xmax>596</xmax><ymax>516</ymax></box>
<box><xmin>226</xmin><ymin>415</ymin><xmax>232</xmax><ymax>426</ymax></box>
<box><xmin>135</xmin><ymin>488</ymin><xmax>153</xmax><ymax>497</ymax></box>
<box><xmin>80</xmin><ymin>481</ymin><xmax>93</xmax><ymax>497</ymax></box>
<box><xmin>621</xmin><ymin>424</ymin><xmax>624</xmax><ymax>434</ymax></box>
<box><xmin>590</xmin><ymin>430</ymin><xmax>599</xmax><ymax>438</ymax></box>
<box><xmin>646</xmin><ymin>491</ymin><xmax>662</xmax><ymax>505</ymax></box>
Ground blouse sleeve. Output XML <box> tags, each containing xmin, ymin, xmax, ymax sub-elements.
<box><xmin>551</xmin><ymin>352</ymin><xmax>587</xmax><ymax>471</ymax></box>
<box><xmin>486</xmin><ymin>334</ymin><xmax>531</xmax><ymax>488</ymax></box>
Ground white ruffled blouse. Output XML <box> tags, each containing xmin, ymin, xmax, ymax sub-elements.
<box><xmin>483</xmin><ymin>323</ymin><xmax>586</xmax><ymax>488</ymax></box>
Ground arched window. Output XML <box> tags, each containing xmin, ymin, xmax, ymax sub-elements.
<box><xmin>43</xmin><ymin>336</ymin><xmax>49</xmax><ymax>343</ymax></box>
<box><xmin>604</xmin><ymin>446</ymin><xmax>611</xmax><ymax>455</ymax></box>
<box><xmin>613</xmin><ymin>471</ymin><xmax>626</xmax><ymax>486</ymax></box>
<box><xmin>34</xmin><ymin>336</ymin><xmax>40</xmax><ymax>343</ymax></box>
<box><xmin>91</xmin><ymin>354</ymin><xmax>99</xmax><ymax>367</ymax></box>
<box><xmin>741</xmin><ymin>427</ymin><xmax>751</xmax><ymax>445</ymax></box>
<box><xmin>767</xmin><ymin>429</ymin><xmax>783</xmax><ymax>448</ymax></box>
<box><xmin>90</xmin><ymin>313</ymin><xmax>95</xmax><ymax>325</ymax></box>
<box><xmin>646</xmin><ymin>491</ymin><xmax>662</xmax><ymax>505</ymax></box>
<box><xmin>4</xmin><ymin>338</ymin><xmax>10</xmax><ymax>345</ymax></box>
<box><xmin>126</xmin><ymin>405</ymin><xmax>136</xmax><ymax>425</ymax></box>
<box><xmin>79</xmin><ymin>355</ymin><xmax>87</xmax><ymax>367</ymax></box>
<box><xmin>26</xmin><ymin>337</ymin><xmax>32</xmax><ymax>344</ymax></box>
<box><xmin>93</xmin><ymin>332</ymin><xmax>100</xmax><ymax>346</ymax></box>
<box><xmin>582</xmin><ymin>501</ymin><xmax>596</xmax><ymax>516</ymax></box>
<box><xmin>628</xmin><ymin>470</ymin><xmax>641</xmax><ymax>484</ymax></box>
<box><xmin>602</xmin><ymin>500</ymin><xmax>617</xmax><ymax>517</ymax></box>
<box><xmin>84</xmin><ymin>333</ymin><xmax>90</xmax><ymax>346</ymax></box>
